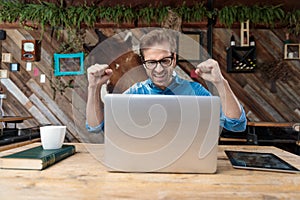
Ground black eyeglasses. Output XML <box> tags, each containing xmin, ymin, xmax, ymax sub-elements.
<box><xmin>143</xmin><ymin>54</ymin><xmax>174</xmax><ymax>70</ymax></box>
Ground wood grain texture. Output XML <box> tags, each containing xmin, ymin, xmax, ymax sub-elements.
<box><xmin>0</xmin><ymin>143</ymin><xmax>299</xmax><ymax>200</ymax></box>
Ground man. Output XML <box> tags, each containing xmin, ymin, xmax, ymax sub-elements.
<box><xmin>86</xmin><ymin>29</ymin><xmax>247</xmax><ymax>133</ymax></box>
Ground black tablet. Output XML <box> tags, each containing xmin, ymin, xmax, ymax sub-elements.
<box><xmin>225</xmin><ymin>150</ymin><xmax>300</xmax><ymax>173</ymax></box>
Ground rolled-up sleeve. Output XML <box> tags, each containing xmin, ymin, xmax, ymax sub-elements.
<box><xmin>220</xmin><ymin>105</ymin><xmax>247</xmax><ymax>132</ymax></box>
<box><xmin>86</xmin><ymin>121</ymin><xmax>104</xmax><ymax>134</ymax></box>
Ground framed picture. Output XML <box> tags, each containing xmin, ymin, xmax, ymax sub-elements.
<box><xmin>0</xmin><ymin>69</ymin><xmax>9</xmax><ymax>78</ymax></box>
<box><xmin>10</xmin><ymin>63</ymin><xmax>20</xmax><ymax>72</ymax></box>
<box><xmin>21</xmin><ymin>40</ymin><xmax>41</xmax><ymax>61</ymax></box>
<box><xmin>284</xmin><ymin>44</ymin><xmax>300</xmax><ymax>59</ymax></box>
<box><xmin>54</xmin><ymin>52</ymin><xmax>84</xmax><ymax>76</ymax></box>
<box><xmin>2</xmin><ymin>53</ymin><xmax>12</xmax><ymax>63</ymax></box>
<box><xmin>177</xmin><ymin>31</ymin><xmax>204</xmax><ymax>62</ymax></box>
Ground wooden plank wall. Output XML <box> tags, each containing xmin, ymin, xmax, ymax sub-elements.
<box><xmin>213</xmin><ymin>28</ymin><xmax>300</xmax><ymax>122</ymax></box>
<box><xmin>1</xmin><ymin>28</ymin><xmax>100</xmax><ymax>142</ymax></box>
<box><xmin>0</xmin><ymin>27</ymin><xmax>299</xmax><ymax>142</ymax></box>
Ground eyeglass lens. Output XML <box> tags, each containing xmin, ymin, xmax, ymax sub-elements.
<box><xmin>144</xmin><ymin>55</ymin><xmax>173</xmax><ymax>69</ymax></box>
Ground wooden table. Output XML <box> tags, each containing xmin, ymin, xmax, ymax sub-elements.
<box><xmin>0</xmin><ymin>116</ymin><xmax>33</xmax><ymax>136</ymax></box>
<box><xmin>246</xmin><ymin>121</ymin><xmax>298</xmax><ymax>145</ymax></box>
<box><xmin>0</xmin><ymin>116</ymin><xmax>33</xmax><ymax>127</ymax></box>
<box><xmin>247</xmin><ymin>121</ymin><xmax>295</xmax><ymax>127</ymax></box>
<box><xmin>0</xmin><ymin>116</ymin><xmax>33</xmax><ymax>141</ymax></box>
<box><xmin>0</xmin><ymin>143</ymin><xmax>300</xmax><ymax>200</ymax></box>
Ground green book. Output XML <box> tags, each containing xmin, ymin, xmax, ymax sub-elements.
<box><xmin>0</xmin><ymin>145</ymin><xmax>76</xmax><ymax>170</ymax></box>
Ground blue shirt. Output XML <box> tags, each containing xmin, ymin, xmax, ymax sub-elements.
<box><xmin>86</xmin><ymin>74</ymin><xmax>247</xmax><ymax>133</ymax></box>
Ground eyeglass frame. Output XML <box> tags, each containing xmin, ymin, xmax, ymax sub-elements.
<box><xmin>142</xmin><ymin>53</ymin><xmax>175</xmax><ymax>70</ymax></box>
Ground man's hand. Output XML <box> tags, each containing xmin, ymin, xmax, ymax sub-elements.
<box><xmin>195</xmin><ymin>59</ymin><xmax>224</xmax><ymax>85</ymax></box>
<box><xmin>87</xmin><ymin>64</ymin><xmax>113</xmax><ymax>88</ymax></box>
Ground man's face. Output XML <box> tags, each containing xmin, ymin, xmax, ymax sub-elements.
<box><xmin>142</xmin><ymin>44</ymin><xmax>176</xmax><ymax>89</ymax></box>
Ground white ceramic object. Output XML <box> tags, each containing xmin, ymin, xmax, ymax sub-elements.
<box><xmin>40</xmin><ymin>126</ymin><xmax>66</xmax><ymax>150</ymax></box>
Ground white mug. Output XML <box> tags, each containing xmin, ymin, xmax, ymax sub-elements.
<box><xmin>40</xmin><ymin>126</ymin><xmax>66</xmax><ymax>150</ymax></box>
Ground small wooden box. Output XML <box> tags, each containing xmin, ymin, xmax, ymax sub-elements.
<box><xmin>227</xmin><ymin>46</ymin><xmax>256</xmax><ymax>73</ymax></box>
<box><xmin>284</xmin><ymin>44</ymin><xmax>300</xmax><ymax>59</ymax></box>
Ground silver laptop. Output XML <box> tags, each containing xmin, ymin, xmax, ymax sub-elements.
<box><xmin>104</xmin><ymin>94</ymin><xmax>221</xmax><ymax>173</ymax></box>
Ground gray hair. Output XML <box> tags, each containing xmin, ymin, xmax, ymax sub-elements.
<box><xmin>139</xmin><ymin>29</ymin><xmax>177</xmax><ymax>60</ymax></box>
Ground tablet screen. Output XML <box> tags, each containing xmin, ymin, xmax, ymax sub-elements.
<box><xmin>225</xmin><ymin>150</ymin><xmax>300</xmax><ymax>173</ymax></box>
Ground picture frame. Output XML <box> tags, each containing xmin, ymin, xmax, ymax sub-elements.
<box><xmin>2</xmin><ymin>53</ymin><xmax>12</xmax><ymax>63</ymax></box>
<box><xmin>0</xmin><ymin>69</ymin><xmax>9</xmax><ymax>78</ymax></box>
<box><xmin>177</xmin><ymin>31</ymin><xmax>204</xmax><ymax>62</ymax></box>
<box><xmin>10</xmin><ymin>63</ymin><xmax>20</xmax><ymax>72</ymax></box>
<box><xmin>284</xmin><ymin>44</ymin><xmax>300</xmax><ymax>59</ymax></box>
<box><xmin>54</xmin><ymin>52</ymin><xmax>84</xmax><ymax>76</ymax></box>
<box><xmin>21</xmin><ymin>40</ymin><xmax>41</xmax><ymax>62</ymax></box>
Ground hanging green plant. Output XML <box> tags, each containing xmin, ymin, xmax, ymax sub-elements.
<box><xmin>175</xmin><ymin>2</ymin><xmax>207</xmax><ymax>22</ymax></box>
<box><xmin>284</xmin><ymin>10</ymin><xmax>300</xmax><ymax>36</ymax></box>
<box><xmin>0</xmin><ymin>1</ymin><xmax>299</xmax><ymax>36</ymax></box>
<box><xmin>218</xmin><ymin>4</ymin><xmax>285</xmax><ymax>27</ymax></box>
<box><xmin>0</xmin><ymin>1</ymin><xmax>24</xmax><ymax>23</ymax></box>
<box><xmin>137</xmin><ymin>5</ymin><xmax>165</xmax><ymax>24</ymax></box>
<box><xmin>56</xmin><ymin>28</ymin><xmax>86</xmax><ymax>54</ymax></box>
<box><xmin>50</xmin><ymin>76</ymin><xmax>75</xmax><ymax>100</ymax></box>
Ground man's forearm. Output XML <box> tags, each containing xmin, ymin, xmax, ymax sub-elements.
<box><xmin>86</xmin><ymin>85</ymin><xmax>104</xmax><ymax>127</ymax></box>
<box><xmin>215</xmin><ymin>79</ymin><xmax>242</xmax><ymax>119</ymax></box>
